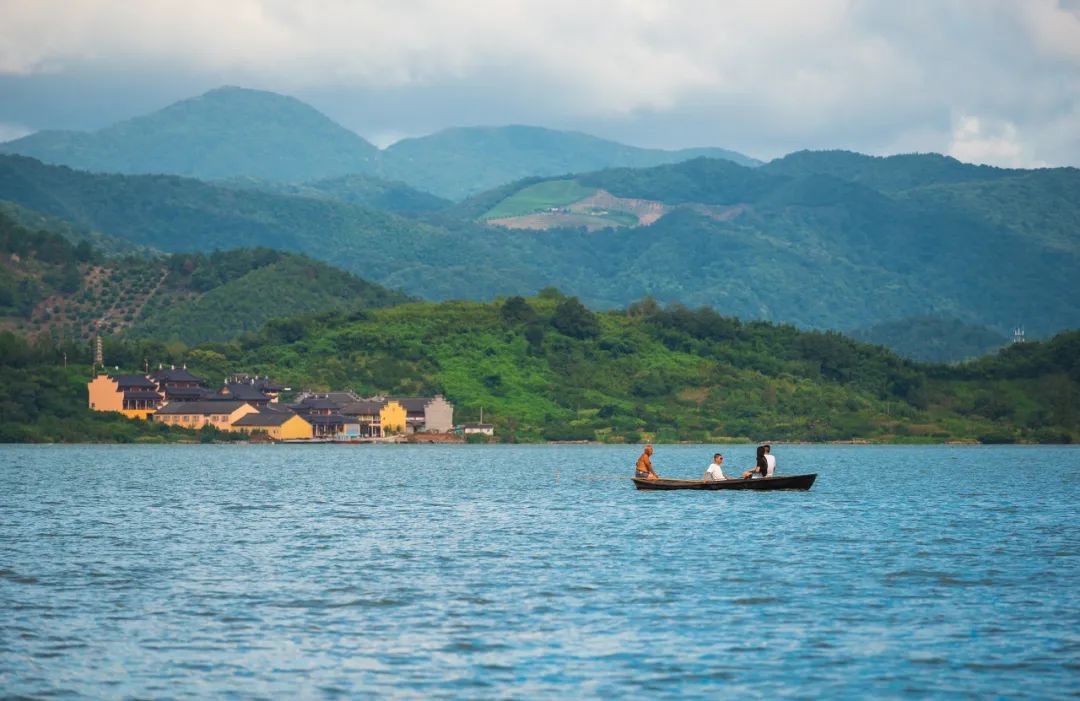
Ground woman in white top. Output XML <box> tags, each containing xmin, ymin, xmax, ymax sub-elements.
<box><xmin>704</xmin><ymin>453</ymin><xmax>728</xmax><ymax>481</ymax></box>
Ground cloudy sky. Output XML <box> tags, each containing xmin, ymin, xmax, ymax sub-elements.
<box><xmin>1</xmin><ymin>0</ymin><xmax>1078</xmax><ymax>166</ymax></box>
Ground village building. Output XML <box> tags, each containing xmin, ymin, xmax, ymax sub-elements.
<box><xmin>151</xmin><ymin>365</ymin><xmax>208</xmax><ymax>403</ymax></box>
<box><xmin>218</xmin><ymin>382</ymin><xmax>274</xmax><ymax>407</ymax></box>
<box><xmin>232</xmin><ymin>409</ymin><xmax>312</xmax><ymax>440</ymax></box>
<box><xmin>153</xmin><ymin>401</ymin><xmax>258</xmax><ymax>431</ymax></box>
<box><xmin>226</xmin><ymin>374</ymin><xmax>287</xmax><ymax>402</ymax></box>
<box><xmin>379</xmin><ymin>400</ymin><xmax>407</xmax><ymax>435</ymax></box>
<box><xmin>338</xmin><ymin>399</ymin><xmax>384</xmax><ymax>438</ymax></box>
<box><xmin>289</xmin><ymin>396</ymin><xmax>352</xmax><ymax>438</ymax></box>
<box><xmin>87</xmin><ymin>373</ymin><xmax>163</xmax><ymax>419</ymax></box>
<box><xmin>338</xmin><ymin>395</ymin><xmax>454</xmax><ymax>436</ymax></box>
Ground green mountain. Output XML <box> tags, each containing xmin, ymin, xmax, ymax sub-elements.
<box><xmin>0</xmin><ymin>207</ymin><xmax>408</xmax><ymax>345</ymax></box>
<box><xmin>216</xmin><ymin>173</ymin><xmax>451</xmax><ymax>215</ymax></box>
<box><xmin>759</xmin><ymin>149</ymin><xmax>1013</xmax><ymax>191</ymax></box>
<box><xmin>0</xmin><ymin>87</ymin><xmax>758</xmax><ymax>199</ymax></box>
<box><xmin>1</xmin><ymin>153</ymin><xmax>1077</xmax><ymax>345</ymax></box>
<box><xmin>0</xmin><ymin>87</ymin><xmax>380</xmax><ymax>181</ymax></box>
<box><xmin>850</xmin><ymin>316</ymin><xmax>1009</xmax><ymax>363</ymax></box>
<box><xmin>376</xmin><ymin>125</ymin><xmax>761</xmax><ymax>199</ymax></box>
<box><xmin>4</xmin><ymin>295</ymin><xmax>1075</xmax><ymax>443</ymax></box>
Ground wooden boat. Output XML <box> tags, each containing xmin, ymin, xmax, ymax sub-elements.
<box><xmin>632</xmin><ymin>474</ymin><xmax>817</xmax><ymax>491</ymax></box>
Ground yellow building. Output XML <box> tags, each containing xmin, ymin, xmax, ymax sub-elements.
<box><xmin>379</xmin><ymin>400</ymin><xmax>406</xmax><ymax>434</ymax></box>
<box><xmin>152</xmin><ymin>401</ymin><xmax>258</xmax><ymax>431</ymax></box>
<box><xmin>233</xmin><ymin>411</ymin><xmax>313</xmax><ymax>440</ymax></box>
<box><xmin>87</xmin><ymin>373</ymin><xmax>163</xmax><ymax>420</ymax></box>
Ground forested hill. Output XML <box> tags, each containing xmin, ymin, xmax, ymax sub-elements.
<box><xmin>0</xmin><ymin>209</ymin><xmax>409</xmax><ymax>346</ymax></box>
<box><xmin>467</xmin><ymin>157</ymin><xmax>1080</xmax><ymax>338</ymax></box>
<box><xmin>2</xmin><ymin>294</ymin><xmax>1076</xmax><ymax>443</ymax></box>
<box><xmin>1</xmin><ymin>153</ymin><xmax>1077</xmax><ymax>346</ymax></box>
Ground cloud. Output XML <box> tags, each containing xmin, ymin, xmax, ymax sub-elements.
<box><xmin>947</xmin><ymin>115</ymin><xmax>1046</xmax><ymax>168</ymax></box>
<box><xmin>0</xmin><ymin>122</ymin><xmax>31</xmax><ymax>143</ymax></box>
<box><xmin>1</xmin><ymin>0</ymin><xmax>1078</xmax><ymax>165</ymax></box>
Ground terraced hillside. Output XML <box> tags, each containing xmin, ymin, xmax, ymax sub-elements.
<box><xmin>0</xmin><ymin>209</ymin><xmax>409</xmax><ymax>345</ymax></box>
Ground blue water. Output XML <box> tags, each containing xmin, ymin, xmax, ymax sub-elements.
<box><xmin>1</xmin><ymin>444</ymin><xmax>1077</xmax><ymax>699</ymax></box>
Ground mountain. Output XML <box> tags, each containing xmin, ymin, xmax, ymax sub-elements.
<box><xmin>376</xmin><ymin>125</ymin><xmax>761</xmax><ymax>199</ymax></box>
<box><xmin>216</xmin><ymin>173</ymin><xmax>451</xmax><ymax>215</ymax></box>
<box><xmin>0</xmin><ymin>207</ymin><xmax>408</xmax><ymax>345</ymax></box>
<box><xmin>760</xmin><ymin>149</ymin><xmax>1013</xmax><ymax>192</ymax></box>
<box><xmin>0</xmin><ymin>87</ymin><xmax>758</xmax><ymax>199</ymax></box>
<box><xmin>466</xmin><ymin>157</ymin><xmax>1080</xmax><ymax>337</ymax></box>
<box><xmin>1</xmin><ymin>153</ymin><xmax>1077</xmax><ymax>345</ymax></box>
<box><xmin>0</xmin><ymin>87</ymin><xmax>380</xmax><ymax>181</ymax></box>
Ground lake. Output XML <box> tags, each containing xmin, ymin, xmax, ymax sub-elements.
<box><xmin>1</xmin><ymin>444</ymin><xmax>1077</xmax><ymax>699</ymax></box>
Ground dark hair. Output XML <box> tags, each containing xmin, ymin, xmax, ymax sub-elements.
<box><xmin>756</xmin><ymin>445</ymin><xmax>767</xmax><ymax>470</ymax></box>
<box><xmin>713</xmin><ymin>453</ymin><xmax>722</xmax><ymax>460</ymax></box>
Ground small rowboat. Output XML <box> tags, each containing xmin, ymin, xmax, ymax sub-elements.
<box><xmin>632</xmin><ymin>474</ymin><xmax>817</xmax><ymax>491</ymax></box>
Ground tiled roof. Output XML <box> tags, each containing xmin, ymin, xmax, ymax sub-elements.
<box><xmin>151</xmin><ymin>367</ymin><xmax>205</xmax><ymax>384</ymax></box>
<box><xmin>293</xmin><ymin>398</ymin><xmax>342</xmax><ymax>411</ymax></box>
<box><xmin>307</xmin><ymin>414</ymin><xmax>351</xmax><ymax>424</ymax></box>
<box><xmin>220</xmin><ymin>384</ymin><xmax>272</xmax><ymax>401</ymax></box>
<box><xmin>113</xmin><ymin>374</ymin><xmax>156</xmax><ymax>389</ymax></box>
<box><xmin>156</xmin><ymin>401</ymin><xmax>251</xmax><ymax>415</ymax></box>
<box><xmin>165</xmin><ymin>386</ymin><xmax>210</xmax><ymax>399</ymax></box>
<box><xmin>389</xmin><ymin>397</ymin><xmax>431</xmax><ymax>412</ymax></box>
<box><xmin>324</xmin><ymin>391</ymin><xmax>361</xmax><ymax>405</ymax></box>
<box><xmin>341</xmin><ymin>400</ymin><xmax>386</xmax><ymax>415</ymax></box>
<box><xmin>233</xmin><ymin>411</ymin><xmax>307</xmax><ymax>427</ymax></box>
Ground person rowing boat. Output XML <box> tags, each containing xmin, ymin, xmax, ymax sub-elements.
<box><xmin>634</xmin><ymin>445</ymin><xmax>659</xmax><ymax>480</ymax></box>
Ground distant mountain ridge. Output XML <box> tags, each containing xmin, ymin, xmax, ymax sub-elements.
<box><xmin>0</xmin><ymin>86</ymin><xmax>758</xmax><ymax>199</ymax></box>
<box><xmin>374</xmin><ymin>125</ymin><xmax>761</xmax><ymax>199</ymax></box>
<box><xmin>1</xmin><ymin>87</ymin><xmax>380</xmax><ymax>182</ymax></box>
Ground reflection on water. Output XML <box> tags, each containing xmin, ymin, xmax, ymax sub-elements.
<box><xmin>1</xmin><ymin>444</ymin><xmax>1078</xmax><ymax>698</ymax></box>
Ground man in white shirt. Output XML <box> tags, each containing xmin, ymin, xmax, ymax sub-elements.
<box><xmin>704</xmin><ymin>453</ymin><xmax>728</xmax><ymax>481</ymax></box>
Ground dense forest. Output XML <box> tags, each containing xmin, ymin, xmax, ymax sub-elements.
<box><xmin>3</xmin><ymin>293</ymin><xmax>1075</xmax><ymax>444</ymax></box>
<box><xmin>2</xmin><ymin>151</ymin><xmax>1076</xmax><ymax>343</ymax></box>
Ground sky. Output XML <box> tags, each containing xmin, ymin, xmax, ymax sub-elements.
<box><xmin>1</xmin><ymin>0</ymin><xmax>1078</xmax><ymax>166</ymax></box>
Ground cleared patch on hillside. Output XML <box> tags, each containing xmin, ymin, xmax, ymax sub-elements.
<box><xmin>485</xmin><ymin>182</ymin><xmax>671</xmax><ymax>231</ymax></box>
<box><xmin>483</xmin><ymin>179</ymin><xmax>599</xmax><ymax>219</ymax></box>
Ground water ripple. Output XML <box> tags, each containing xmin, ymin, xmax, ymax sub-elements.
<box><xmin>1</xmin><ymin>443</ymin><xmax>1078</xmax><ymax>699</ymax></box>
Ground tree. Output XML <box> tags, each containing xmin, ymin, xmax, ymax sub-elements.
<box><xmin>500</xmin><ymin>296</ymin><xmax>536</xmax><ymax>325</ymax></box>
<box><xmin>551</xmin><ymin>297</ymin><xmax>600</xmax><ymax>339</ymax></box>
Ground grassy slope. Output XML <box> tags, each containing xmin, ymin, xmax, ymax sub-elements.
<box><xmin>483</xmin><ymin>179</ymin><xmax>598</xmax><ymax>219</ymax></box>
